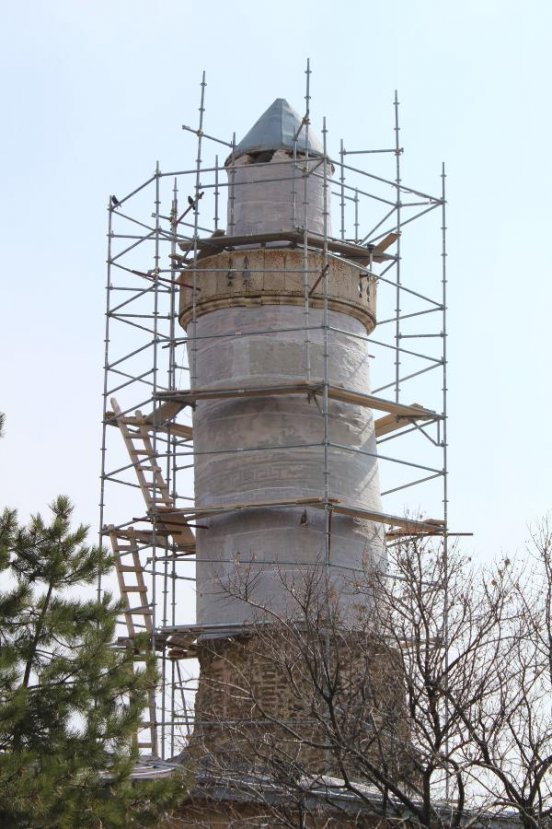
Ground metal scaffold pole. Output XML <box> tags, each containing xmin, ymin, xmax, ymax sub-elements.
<box><xmin>394</xmin><ymin>90</ymin><xmax>402</xmax><ymax>404</ymax></box>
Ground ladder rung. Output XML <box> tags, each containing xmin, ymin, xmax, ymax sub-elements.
<box><xmin>122</xmin><ymin>586</ymin><xmax>146</xmax><ymax>593</ymax></box>
<box><xmin>117</xmin><ymin>565</ymin><xmax>142</xmax><ymax>573</ymax></box>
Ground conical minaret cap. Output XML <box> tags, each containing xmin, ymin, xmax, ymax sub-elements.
<box><xmin>227</xmin><ymin>98</ymin><xmax>324</xmax><ymax>163</ymax></box>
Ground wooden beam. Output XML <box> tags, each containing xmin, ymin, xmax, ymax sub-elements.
<box><xmin>325</xmin><ymin>504</ymin><xmax>444</xmax><ymax>534</ymax></box>
<box><xmin>386</xmin><ymin>529</ymin><xmax>470</xmax><ymax>540</ymax></box>
<box><xmin>158</xmin><ymin>497</ymin><xmax>444</xmax><ymax>535</ymax></box>
<box><xmin>156</xmin><ymin>497</ymin><xmax>326</xmax><ymax>520</ymax></box>
<box><xmin>157</xmin><ymin>382</ymin><xmax>440</xmax><ymax>422</ymax></box>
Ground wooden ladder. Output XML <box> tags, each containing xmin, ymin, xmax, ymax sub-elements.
<box><xmin>108</xmin><ymin>526</ymin><xmax>158</xmax><ymax>755</ymax></box>
<box><xmin>108</xmin><ymin>398</ymin><xmax>195</xmax><ymax>551</ymax></box>
<box><xmin>110</xmin><ymin>398</ymin><xmax>174</xmax><ymax>512</ymax></box>
<box><xmin>106</xmin><ymin>397</ymin><xmax>196</xmax><ymax>755</ymax></box>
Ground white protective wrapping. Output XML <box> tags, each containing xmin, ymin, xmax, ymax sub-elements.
<box><xmin>190</xmin><ymin>304</ymin><xmax>385</xmax><ymax>627</ymax></box>
<box><xmin>227</xmin><ymin>151</ymin><xmax>333</xmax><ymax>237</ymax></box>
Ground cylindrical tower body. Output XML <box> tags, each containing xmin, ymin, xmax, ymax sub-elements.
<box><xmin>175</xmin><ymin>99</ymin><xmax>416</xmax><ymax>795</ymax></box>
<box><xmin>180</xmin><ymin>99</ymin><xmax>385</xmax><ymax>629</ymax></box>
<box><xmin>228</xmin><ymin>150</ymin><xmax>332</xmax><ymax>237</ymax></box>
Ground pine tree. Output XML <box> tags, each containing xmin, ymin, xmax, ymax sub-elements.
<box><xmin>0</xmin><ymin>496</ymin><xmax>186</xmax><ymax>828</ymax></box>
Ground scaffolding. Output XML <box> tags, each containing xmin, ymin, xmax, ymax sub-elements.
<box><xmin>99</xmin><ymin>67</ymin><xmax>449</xmax><ymax>759</ymax></box>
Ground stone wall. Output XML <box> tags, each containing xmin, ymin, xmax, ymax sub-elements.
<box><xmin>187</xmin><ymin>629</ymin><xmax>413</xmax><ymax>783</ymax></box>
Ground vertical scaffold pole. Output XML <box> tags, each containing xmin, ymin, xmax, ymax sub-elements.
<box><xmin>441</xmin><ymin>160</ymin><xmax>450</xmax><ymax>798</ymax></box>
<box><xmin>214</xmin><ymin>154</ymin><xmax>220</xmax><ymax>231</ymax></box>
<box><xmin>98</xmin><ymin>201</ymin><xmax>114</xmax><ymax>600</ymax></box>
<box><xmin>152</xmin><ymin>161</ymin><xmax>162</xmax><ymax>757</ymax></box>
<box><xmin>393</xmin><ymin>90</ymin><xmax>402</xmax><ymax>403</ymax></box>
<box><xmin>339</xmin><ymin>139</ymin><xmax>346</xmax><ymax>241</ymax></box>
<box><xmin>228</xmin><ymin>132</ymin><xmax>236</xmax><ymax>235</ymax></box>
<box><xmin>191</xmin><ymin>72</ymin><xmax>206</xmax><ymax>389</ymax></box>
<box><xmin>168</xmin><ymin>175</ymin><xmax>179</xmax><ymax>758</ymax></box>
<box><xmin>302</xmin><ymin>58</ymin><xmax>312</xmax><ymax>383</ymax></box>
<box><xmin>322</xmin><ymin>116</ymin><xmax>330</xmax><ymax>567</ymax></box>
<box><xmin>441</xmin><ymin>162</ymin><xmax>449</xmax><ymax>543</ymax></box>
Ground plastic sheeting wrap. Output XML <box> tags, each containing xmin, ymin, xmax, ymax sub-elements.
<box><xmin>190</xmin><ymin>305</ymin><xmax>385</xmax><ymax>627</ymax></box>
<box><xmin>228</xmin><ymin>151</ymin><xmax>332</xmax><ymax>237</ymax></box>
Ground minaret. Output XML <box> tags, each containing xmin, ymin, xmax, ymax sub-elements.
<box><xmin>176</xmin><ymin>100</ymin><xmax>410</xmax><ymax>784</ymax></box>
<box><xmin>180</xmin><ymin>99</ymin><xmax>385</xmax><ymax>632</ymax></box>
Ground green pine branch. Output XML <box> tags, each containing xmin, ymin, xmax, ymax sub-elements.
<box><xmin>0</xmin><ymin>497</ymin><xmax>188</xmax><ymax>828</ymax></box>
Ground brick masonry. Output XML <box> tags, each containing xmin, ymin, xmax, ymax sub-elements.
<box><xmin>186</xmin><ymin>629</ymin><xmax>413</xmax><ymax>781</ymax></box>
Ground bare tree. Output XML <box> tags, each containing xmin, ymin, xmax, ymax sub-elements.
<box><xmin>178</xmin><ymin>527</ymin><xmax>552</xmax><ymax>828</ymax></box>
<box><xmin>454</xmin><ymin>521</ymin><xmax>552</xmax><ymax>829</ymax></box>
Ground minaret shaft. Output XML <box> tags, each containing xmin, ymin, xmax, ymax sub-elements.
<box><xmin>180</xmin><ymin>99</ymin><xmax>385</xmax><ymax>627</ymax></box>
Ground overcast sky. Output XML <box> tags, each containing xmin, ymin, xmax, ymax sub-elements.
<box><xmin>1</xmin><ymin>0</ymin><xmax>550</xmax><ymax>570</ymax></box>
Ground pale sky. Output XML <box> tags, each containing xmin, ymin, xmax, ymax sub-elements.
<box><xmin>1</xmin><ymin>0</ymin><xmax>551</xmax><ymax>569</ymax></box>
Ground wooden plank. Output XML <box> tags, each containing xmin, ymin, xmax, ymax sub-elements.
<box><xmin>156</xmin><ymin>382</ymin><xmax>319</xmax><ymax>407</ymax></box>
<box><xmin>386</xmin><ymin>528</ymin><xmax>466</xmax><ymax>540</ymax></box>
<box><xmin>157</xmin><ymin>382</ymin><xmax>440</xmax><ymax>421</ymax></box>
<box><xmin>326</xmin><ymin>387</ymin><xmax>437</xmax><ymax>419</ymax></box>
<box><xmin>372</xmin><ymin>232</ymin><xmax>399</xmax><ymax>255</ymax></box>
<box><xmin>139</xmin><ymin>400</ymin><xmax>193</xmax><ymax>438</ymax></box>
<box><xmin>178</xmin><ymin>229</ymin><xmax>394</xmax><ymax>263</ymax></box>
<box><xmin>110</xmin><ymin>528</ymin><xmax>171</xmax><ymax>543</ymax></box>
<box><xmin>374</xmin><ymin>411</ymin><xmax>435</xmax><ymax>438</ymax></box>
<box><xmin>158</xmin><ymin>496</ymin><xmax>326</xmax><ymax>520</ymax></box>
<box><xmin>106</xmin><ymin>412</ymin><xmax>192</xmax><ymax>440</ymax></box>
<box><xmin>159</xmin><ymin>497</ymin><xmax>443</xmax><ymax>535</ymax></box>
<box><xmin>144</xmin><ymin>399</ymin><xmax>184</xmax><ymax>425</ymax></box>
<box><xmin>152</xmin><ymin>508</ymin><xmax>196</xmax><ymax>549</ymax></box>
<box><xmin>155</xmin><ymin>422</ymin><xmax>192</xmax><ymax>440</ymax></box>
<box><xmin>323</xmin><ymin>504</ymin><xmax>445</xmax><ymax>534</ymax></box>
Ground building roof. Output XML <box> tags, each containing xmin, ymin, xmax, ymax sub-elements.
<box><xmin>185</xmin><ymin>771</ymin><xmax>525</xmax><ymax>828</ymax></box>
<box><xmin>129</xmin><ymin>756</ymin><xmax>180</xmax><ymax>780</ymax></box>
<box><xmin>229</xmin><ymin>98</ymin><xmax>324</xmax><ymax>161</ymax></box>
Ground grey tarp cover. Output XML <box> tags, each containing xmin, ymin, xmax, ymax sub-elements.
<box><xmin>230</xmin><ymin>98</ymin><xmax>324</xmax><ymax>161</ymax></box>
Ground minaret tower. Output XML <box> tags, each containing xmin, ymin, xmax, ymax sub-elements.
<box><xmin>180</xmin><ymin>99</ymin><xmax>385</xmax><ymax>630</ymax></box>
<box><xmin>178</xmin><ymin>99</ymin><xmax>398</xmax><ymax>767</ymax></box>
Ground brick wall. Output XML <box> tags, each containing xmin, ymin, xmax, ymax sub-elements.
<box><xmin>186</xmin><ymin>628</ymin><xmax>414</xmax><ymax>784</ymax></box>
